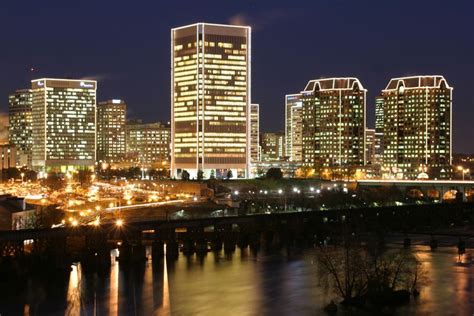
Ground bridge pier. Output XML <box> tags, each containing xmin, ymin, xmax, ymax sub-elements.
<box><xmin>249</xmin><ymin>232</ymin><xmax>261</xmax><ymax>253</ymax></box>
<box><xmin>117</xmin><ymin>230</ymin><xmax>147</xmax><ymax>266</ymax></box>
<box><xmin>81</xmin><ymin>232</ymin><xmax>111</xmax><ymax>273</ymax></box>
<box><xmin>237</xmin><ymin>232</ymin><xmax>249</xmax><ymax>249</ymax></box>
<box><xmin>195</xmin><ymin>238</ymin><xmax>208</xmax><ymax>255</ymax></box>
<box><xmin>224</xmin><ymin>235</ymin><xmax>236</xmax><ymax>253</ymax></box>
<box><xmin>182</xmin><ymin>238</ymin><xmax>195</xmax><ymax>255</ymax></box>
<box><xmin>118</xmin><ymin>241</ymin><xmax>147</xmax><ymax>265</ymax></box>
<box><xmin>210</xmin><ymin>234</ymin><xmax>223</xmax><ymax>252</ymax></box>
<box><xmin>166</xmin><ymin>240</ymin><xmax>179</xmax><ymax>259</ymax></box>
<box><xmin>151</xmin><ymin>240</ymin><xmax>165</xmax><ymax>260</ymax></box>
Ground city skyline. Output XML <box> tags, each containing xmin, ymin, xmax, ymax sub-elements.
<box><xmin>1</xmin><ymin>1</ymin><xmax>473</xmax><ymax>153</ymax></box>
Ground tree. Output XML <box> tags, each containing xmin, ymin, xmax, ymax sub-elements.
<box><xmin>209</xmin><ymin>169</ymin><xmax>215</xmax><ymax>180</ymax></box>
<box><xmin>43</xmin><ymin>173</ymin><xmax>65</xmax><ymax>191</ymax></box>
<box><xmin>295</xmin><ymin>166</ymin><xmax>314</xmax><ymax>178</ymax></box>
<box><xmin>181</xmin><ymin>170</ymin><xmax>190</xmax><ymax>181</ymax></box>
<box><xmin>317</xmin><ymin>233</ymin><xmax>426</xmax><ymax>306</ymax></box>
<box><xmin>226</xmin><ymin>169</ymin><xmax>233</xmax><ymax>180</ymax></box>
<box><xmin>75</xmin><ymin>168</ymin><xmax>93</xmax><ymax>186</ymax></box>
<box><xmin>25</xmin><ymin>169</ymin><xmax>37</xmax><ymax>181</ymax></box>
<box><xmin>266</xmin><ymin>168</ymin><xmax>283</xmax><ymax>180</ymax></box>
<box><xmin>35</xmin><ymin>205</ymin><xmax>64</xmax><ymax>229</ymax></box>
<box><xmin>197</xmin><ymin>169</ymin><xmax>204</xmax><ymax>181</ymax></box>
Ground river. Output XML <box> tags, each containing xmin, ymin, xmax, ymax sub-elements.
<box><xmin>0</xmin><ymin>245</ymin><xmax>473</xmax><ymax>315</ymax></box>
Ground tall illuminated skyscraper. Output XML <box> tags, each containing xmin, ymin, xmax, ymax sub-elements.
<box><xmin>250</xmin><ymin>103</ymin><xmax>259</xmax><ymax>163</ymax></box>
<box><xmin>285</xmin><ymin>94</ymin><xmax>303</xmax><ymax>162</ymax></box>
<box><xmin>374</xmin><ymin>96</ymin><xmax>384</xmax><ymax>166</ymax></box>
<box><xmin>301</xmin><ymin>78</ymin><xmax>366</xmax><ymax>174</ymax></box>
<box><xmin>381</xmin><ymin>75</ymin><xmax>452</xmax><ymax>179</ymax></box>
<box><xmin>31</xmin><ymin>79</ymin><xmax>97</xmax><ymax>172</ymax></box>
<box><xmin>97</xmin><ymin>99</ymin><xmax>126</xmax><ymax>163</ymax></box>
<box><xmin>171</xmin><ymin>23</ymin><xmax>251</xmax><ymax>179</ymax></box>
<box><xmin>8</xmin><ymin>89</ymin><xmax>32</xmax><ymax>166</ymax></box>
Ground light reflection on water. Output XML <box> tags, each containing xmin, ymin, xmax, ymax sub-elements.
<box><xmin>0</xmin><ymin>246</ymin><xmax>473</xmax><ymax>315</ymax></box>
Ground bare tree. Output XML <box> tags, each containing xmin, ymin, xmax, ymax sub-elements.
<box><xmin>317</xmin><ymin>237</ymin><xmax>427</xmax><ymax>306</ymax></box>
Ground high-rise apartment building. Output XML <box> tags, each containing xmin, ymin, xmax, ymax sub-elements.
<box><xmin>31</xmin><ymin>79</ymin><xmax>97</xmax><ymax>172</ymax></box>
<box><xmin>285</xmin><ymin>94</ymin><xmax>303</xmax><ymax>162</ymax></box>
<box><xmin>374</xmin><ymin>96</ymin><xmax>384</xmax><ymax>166</ymax></box>
<box><xmin>301</xmin><ymin>78</ymin><xmax>366</xmax><ymax>174</ymax></box>
<box><xmin>126</xmin><ymin>122</ymin><xmax>171</xmax><ymax>168</ymax></box>
<box><xmin>8</xmin><ymin>89</ymin><xmax>32</xmax><ymax>167</ymax></box>
<box><xmin>97</xmin><ymin>99</ymin><xmax>126</xmax><ymax>163</ymax></box>
<box><xmin>250</xmin><ymin>103</ymin><xmax>259</xmax><ymax>163</ymax></box>
<box><xmin>171</xmin><ymin>23</ymin><xmax>251</xmax><ymax>179</ymax></box>
<box><xmin>260</xmin><ymin>132</ymin><xmax>285</xmax><ymax>162</ymax></box>
<box><xmin>381</xmin><ymin>75</ymin><xmax>452</xmax><ymax>179</ymax></box>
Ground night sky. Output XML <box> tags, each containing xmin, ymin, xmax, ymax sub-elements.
<box><xmin>1</xmin><ymin>0</ymin><xmax>473</xmax><ymax>153</ymax></box>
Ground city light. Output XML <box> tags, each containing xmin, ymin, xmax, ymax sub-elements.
<box><xmin>0</xmin><ymin>6</ymin><xmax>472</xmax><ymax>316</ymax></box>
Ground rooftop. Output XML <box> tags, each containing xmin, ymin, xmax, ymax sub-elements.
<box><xmin>302</xmin><ymin>77</ymin><xmax>365</xmax><ymax>93</ymax></box>
<box><xmin>384</xmin><ymin>75</ymin><xmax>452</xmax><ymax>91</ymax></box>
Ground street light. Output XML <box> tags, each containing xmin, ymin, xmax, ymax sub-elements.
<box><xmin>116</xmin><ymin>219</ymin><xmax>124</xmax><ymax>227</ymax></box>
<box><xmin>20</xmin><ymin>172</ymin><xmax>25</xmax><ymax>183</ymax></box>
<box><xmin>457</xmin><ymin>166</ymin><xmax>470</xmax><ymax>181</ymax></box>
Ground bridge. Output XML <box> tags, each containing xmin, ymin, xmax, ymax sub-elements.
<box><xmin>0</xmin><ymin>202</ymin><xmax>473</xmax><ymax>274</ymax></box>
<box><xmin>357</xmin><ymin>179</ymin><xmax>474</xmax><ymax>201</ymax></box>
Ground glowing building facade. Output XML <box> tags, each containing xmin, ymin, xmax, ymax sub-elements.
<box><xmin>0</xmin><ymin>144</ymin><xmax>16</xmax><ymax>171</ymax></box>
<box><xmin>31</xmin><ymin>79</ymin><xmax>97</xmax><ymax>172</ymax></box>
<box><xmin>365</xmin><ymin>128</ymin><xmax>376</xmax><ymax>165</ymax></box>
<box><xmin>374</xmin><ymin>96</ymin><xmax>384</xmax><ymax>166</ymax></box>
<box><xmin>97</xmin><ymin>99</ymin><xmax>126</xmax><ymax>163</ymax></box>
<box><xmin>250</xmin><ymin>103</ymin><xmax>260</xmax><ymax>163</ymax></box>
<box><xmin>126</xmin><ymin>122</ymin><xmax>171</xmax><ymax>168</ymax></box>
<box><xmin>171</xmin><ymin>23</ymin><xmax>251</xmax><ymax>179</ymax></box>
<box><xmin>260</xmin><ymin>132</ymin><xmax>285</xmax><ymax>162</ymax></box>
<box><xmin>8</xmin><ymin>89</ymin><xmax>32</xmax><ymax>167</ymax></box>
<box><xmin>381</xmin><ymin>75</ymin><xmax>452</xmax><ymax>179</ymax></box>
<box><xmin>301</xmin><ymin>78</ymin><xmax>366</xmax><ymax>173</ymax></box>
<box><xmin>285</xmin><ymin>94</ymin><xmax>303</xmax><ymax>162</ymax></box>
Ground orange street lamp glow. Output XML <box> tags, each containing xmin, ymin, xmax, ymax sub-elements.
<box><xmin>116</xmin><ymin>219</ymin><xmax>124</xmax><ymax>227</ymax></box>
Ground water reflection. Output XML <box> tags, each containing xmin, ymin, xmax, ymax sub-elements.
<box><xmin>0</xmin><ymin>246</ymin><xmax>473</xmax><ymax>315</ymax></box>
<box><xmin>65</xmin><ymin>264</ymin><xmax>81</xmax><ymax>315</ymax></box>
<box><xmin>109</xmin><ymin>259</ymin><xmax>118</xmax><ymax>316</ymax></box>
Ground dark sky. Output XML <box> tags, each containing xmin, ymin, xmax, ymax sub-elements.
<box><xmin>1</xmin><ymin>0</ymin><xmax>473</xmax><ymax>153</ymax></box>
